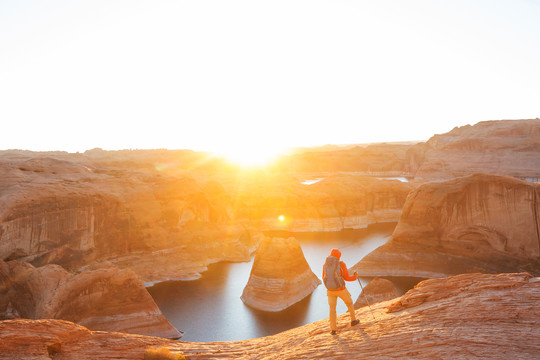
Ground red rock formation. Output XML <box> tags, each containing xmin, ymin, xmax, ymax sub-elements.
<box><xmin>1</xmin><ymin>273</ymin><xmax>539</xmax><ymax>359</ymax></box>
<box><xmin>241</xmin><ymin>237</ymin><xmax>321</xmax><ymax>311</ymax></box>
<box><xmin>0</xmin><ymin>260</ymin><xmax>181</xmax><ymax>339</ymax></box>
<box><xmin>353</xmin><ymin>173</ymin><xmax>540</xmax><ymax>278</ymax></box>
<box><xmin>354</xmin><ymin>277</ymin><xmax>399</xmax><ymax>309</ymax></box>
<box><xmin>0</xmin><ymin>153</ymin><xmax>261</xmax><ymax>283</ymax></box>
<box><xmin>408</xmin><ymin>119</ymin><xmax>540</xmax><ymax>179</ymax></box>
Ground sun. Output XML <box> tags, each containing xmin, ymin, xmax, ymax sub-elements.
<box><xmin>214</xmin><ymin>144</ymin><xmax>287</xmax><ymax>168</ymax></box>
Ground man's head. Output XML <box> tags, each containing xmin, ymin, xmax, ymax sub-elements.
<box><xmin>330</xmin><ymin>248</ymin><xmax>341</xmax><ymax>259</ymax></box>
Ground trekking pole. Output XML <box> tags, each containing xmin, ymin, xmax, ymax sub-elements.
<box><xmin>354</xmin><ymin>272</ymin><xmax>376</xmax><ymax>321</ymax></box>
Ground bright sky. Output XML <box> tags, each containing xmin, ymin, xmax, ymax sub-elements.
<box><xmin>1</xmin><ymin>0</ymin><xmax>539</xmax><ymax>162</ymax></box>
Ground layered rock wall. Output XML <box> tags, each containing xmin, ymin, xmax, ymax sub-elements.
<box><xmin>408</xmin><ymin>119</ymin><xmax>540</xmax><ymax>179</ymax></box>
<box><xmin>353</xmin><ymin>174</ymin><xmax>540</xmax><ymax>278</ymax></box>
<box><xmin>0</xmin><ymin>155</ymin><xmax>261</xmax><ymax>282</ymax></box>
<box><xmin>0</xmin><ymin>194</ymin><xmax>131</xmax><ymax>266</ymax></box>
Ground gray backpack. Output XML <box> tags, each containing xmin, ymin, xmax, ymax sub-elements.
<box><xmin>323</xmin><ymin>256</ymin><xmax>345</xmax><ymax>290</ymax></box>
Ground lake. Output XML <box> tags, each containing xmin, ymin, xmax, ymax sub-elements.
<box><xmin>148</xmin><ymin>223</ymin><xmax>398</xmax><ymax>342</ymax></box>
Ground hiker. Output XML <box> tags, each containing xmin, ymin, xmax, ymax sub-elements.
<box><xmin>322</xmin><ymin>248</ymin><xmax>359</xmax><ymax>335</ymax></box>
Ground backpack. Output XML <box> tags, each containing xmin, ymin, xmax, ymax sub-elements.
<box><xmin>323</xmin><ymin>256</ymin><xmax>345</xmax><ymax>290</ymax></box>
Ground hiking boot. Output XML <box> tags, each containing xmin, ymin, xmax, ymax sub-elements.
<box><xmin>330</xmin><ymin>330</ymin><xmax>337</xmax><ymax>335</ymax></box>
<box><xmin>351</xmin><ymin>320</ymin><xmax>360</xmax><ymax>326</ymax></box>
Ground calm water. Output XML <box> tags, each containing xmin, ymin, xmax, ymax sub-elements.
<box><xmin>148</xmin><ymin>223</ymin><xmax>396</xmax><ymax>342</ymax></box>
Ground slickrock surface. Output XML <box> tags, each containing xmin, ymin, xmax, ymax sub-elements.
<box><xmin>0</xmin><ymin>260</ymin><xmax>181</xmax><ymax>339</ymax></box>
<box><xmin>353</xmin><ymin>173</ymin><xmax>540</xmax><ymax>278</ymax></box>
<box><xmin>408</xmin><ymin>118</ymin><xmax>540</xmax><ymax>180</ymax></box>
<box><xmin>1</xmin><ymin>273</ymin><xmax>539</xmax><ymax>359</ymax></box>
<box><xmin>241</xmin><ymin>237</ymin><xmax>321</xmax><ymax>311</ymax></box>
<box><xmin>354</xmin><ymin>277</ymin><xmax>399</xmax><ymax>309</ymax></box>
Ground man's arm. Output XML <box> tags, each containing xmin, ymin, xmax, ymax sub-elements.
<box><xmin>340</xmin><ymin>262</ymin><xmax>358</xmax><ymax>281</ymax></box>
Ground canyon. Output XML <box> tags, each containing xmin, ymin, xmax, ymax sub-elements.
<box><xmin>1</xmin><ymin>272</ymin><xmax>539</xmax><ymax>359</ymax></box>
<box><xmin>2</xmin><ymin>118</ymin><xmax>540</xmax><ymax>348</ymax></box>
<box><xmin>0</xmin><ymin>148</ymin><xmax>409</xmax><ymax>337</ymax></box>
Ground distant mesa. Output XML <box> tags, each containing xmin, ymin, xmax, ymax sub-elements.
<box><xmin>352</xmin><ymin>173</ymin><xmax>540</xmax><ymax>279</ymax></box>
<box><xmin>241</xmin><ymin>237</ymin><xmax>321</xmax><ymax>312</ymax></box>
<box><xmin>354</xmin><ymin>277</ymin><xmax>399</xmax><ymax>309</ymax></box>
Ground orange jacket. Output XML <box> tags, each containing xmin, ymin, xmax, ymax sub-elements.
<box><xmin>322</xmin><ymin>249</ymin><xmax>358</xmax><ymax>291</ymax></box>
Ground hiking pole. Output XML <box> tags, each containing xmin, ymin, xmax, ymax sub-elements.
<box><xmin>354</xmin><ymin>272</ymin><xmax>376</xmax><ymax>321</ymax></box>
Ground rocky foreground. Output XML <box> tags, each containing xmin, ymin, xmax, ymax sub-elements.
<box><xmin>1</xmin><ymin>272</ymin><xmax>539</xmax><ymax>359</ymax></box>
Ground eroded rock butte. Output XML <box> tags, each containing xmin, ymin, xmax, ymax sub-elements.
<box><xmin>241</xmin><ymin>237</ymin><xmax>321</xmax><ymax>311</ymax></box>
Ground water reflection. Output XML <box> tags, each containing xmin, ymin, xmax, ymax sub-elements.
<box><xmin>300</xmin><ymin>178</ymin><xmax>324</xmax><ymax>185</ymax></box>
<box><xmin>148</xmin><ymin>223</ymin><xmax>396</xmax><ymax>342</ymax></box>
<box><xmin>248</xmin><ymin>294</ymin><xmax>313</xmax><ymax>336</ymax></box>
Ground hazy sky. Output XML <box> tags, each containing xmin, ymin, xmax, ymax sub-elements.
<box><xmin>1</xmin><ymin>0</ymin><xmax>539</xmax><ymax>160</ymax></box>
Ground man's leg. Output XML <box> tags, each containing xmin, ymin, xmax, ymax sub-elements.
<box><xmin>327</xmin><ymin>290</ymin><xmax>338</xmax><ymax>332</ymax></box>
<box><xmin>336</xmin><ymin>289</ymin><xmax>357</xmax><ymax>323</ymax></box>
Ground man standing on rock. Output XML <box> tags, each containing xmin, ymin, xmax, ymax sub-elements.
<box><xmin>322</xmin><ymin>248</ymin><xmax>359</xmax><ymax>335</ymax></box>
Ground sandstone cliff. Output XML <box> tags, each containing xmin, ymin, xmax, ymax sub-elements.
<box><xmin>353</xmin><ymin>173</ymin><xmax>540</xmax><ymax>278</ymax></box>
<box><xmin>241</xmin><ymin>237</ymin><xmax>321</xmax><ymax>311</ymax></box>
<box><xmin>408</xmin><ymin>119</ymin><xmax>540</xmax><ymax>179</ymax></box>
<box><xmin>354</xmin><ymin>277</ymin><xmax>399</xmax><ymax>309</ymax></box>
<box><xmin>1</xmin><ymin>273</ymin><xmax>538</xmax><ymax>359</ymax></box>
<box><xmin>0</xmin><ymin>260</ymin><xmax>181</xmax><ymax>339</ymax></box>
<box><xmin>0</xmin><ymin>153</ymin><xmax>261</xmax><ymax>283</ymax></box>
